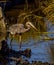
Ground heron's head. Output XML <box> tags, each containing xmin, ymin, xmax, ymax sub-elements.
<box><xmin>26</xmin><ymin>22</ymin><xmax>38</xmax><ymax>31</ymax></box>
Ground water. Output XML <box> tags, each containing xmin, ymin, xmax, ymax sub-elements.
<box><xmin>1</xmin><ymin>19</ymin><xmax>54</xmax><ymax>65</ymax></box>
<box><xmin>7</xmin><ymin>39</ymin><xmax>54</xmax><ymax>64</ymax></box>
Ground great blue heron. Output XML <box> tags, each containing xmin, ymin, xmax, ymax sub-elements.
<box><xmin>8</xmin><ymin>22</ymin><xmax>38</xmax><ymax>49</ymax></box>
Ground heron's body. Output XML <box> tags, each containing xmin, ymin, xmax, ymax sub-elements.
<box><xmin>8</xmin><ymin>22</ymin><xmax>37</xmax><ymax>35</ymax></box>
<box><xmin>8</xmin><ymin>22</ymin><xmax>37</xmax><ymax>49</ymax></box>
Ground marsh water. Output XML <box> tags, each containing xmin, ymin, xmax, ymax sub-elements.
<box><xmin>5</xmin><ymin>20</ymin><xmax>54</xmax><ymax>65</ymax></box>
<box><xmin>0</xmin><ymin>19</ymin><xmax>54</xmax><ymax>65</ymax></box>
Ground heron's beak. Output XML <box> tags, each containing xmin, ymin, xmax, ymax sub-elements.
<box><xmin>29</xmin><ymin>22</ymin><xmax>38</xmax><ymax>31</ymax></box>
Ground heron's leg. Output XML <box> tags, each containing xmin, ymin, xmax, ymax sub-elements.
<box><xmin>10</xmin><ymin>34</ymin><xmax>14</xmax><ymax>49</ymax></box>
<box><xmin>19</xmin><ymin>33</ymin><xmax>22</xmax><ymax>49</ymax></box>
<box><xmin>10</xmin><ymin>38</ymin><xmax>13</xmax><ymax>49</ymax></box>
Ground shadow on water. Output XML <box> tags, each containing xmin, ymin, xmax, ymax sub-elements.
<box><xmin>0</xmin><ymin>55</ymin><xmax>8</xmax><ymax>65</ymax></box>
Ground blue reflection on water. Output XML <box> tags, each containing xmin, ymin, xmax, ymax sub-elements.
<box><xmin>7</xmin><ymin>38</ymin><xmax>54</xmax><ymax>63</ymax></box>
